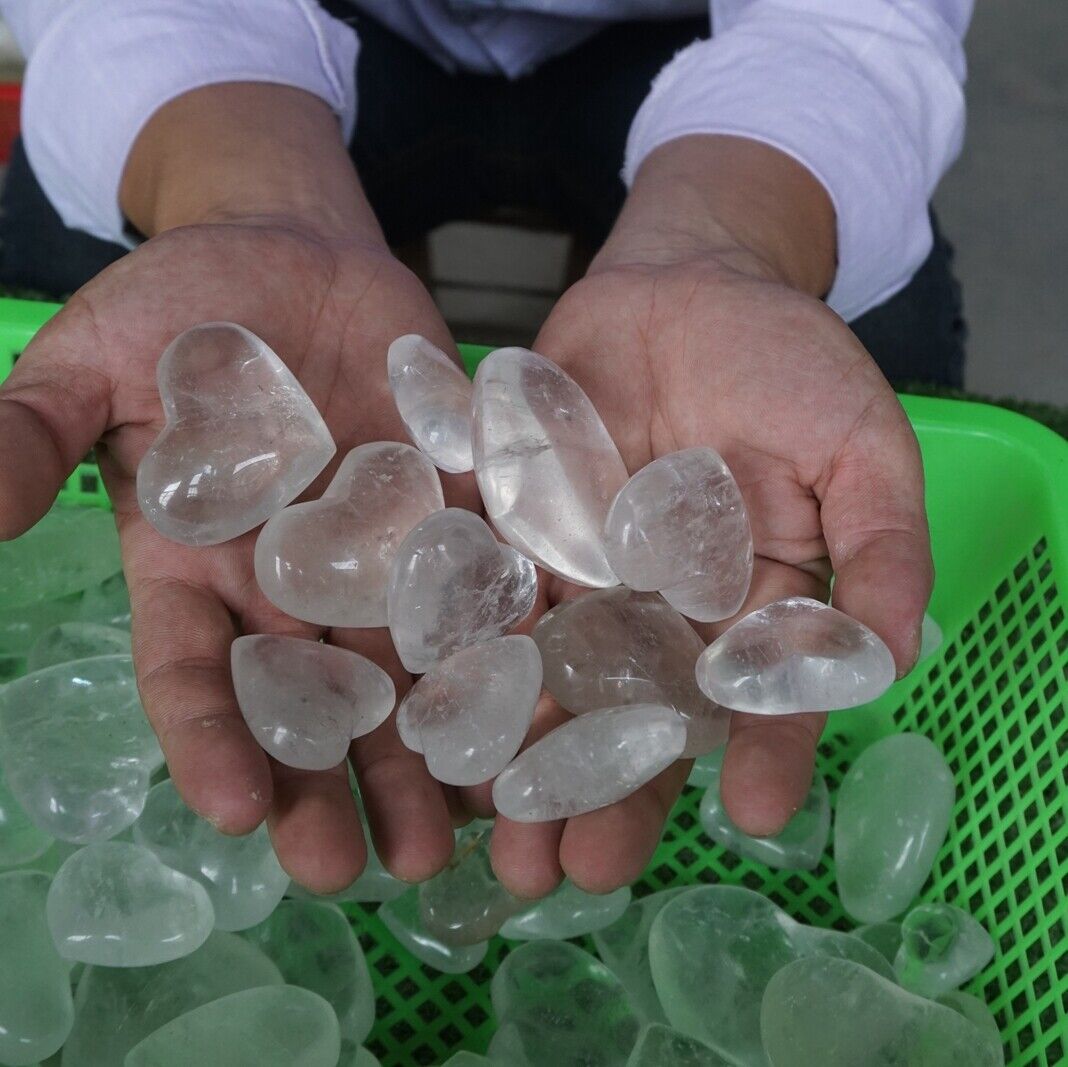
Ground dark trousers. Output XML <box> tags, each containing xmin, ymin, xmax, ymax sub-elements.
<box><xmin>0</xmin><ymin>11</ymin><xmax>965</xmax><ymax>387</ymax></box>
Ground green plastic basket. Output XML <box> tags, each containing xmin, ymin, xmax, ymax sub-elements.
<box><xmin>0</xmin><ymin>298</ymin><xmax>1065</xmax><ymax>1065</ymax></box>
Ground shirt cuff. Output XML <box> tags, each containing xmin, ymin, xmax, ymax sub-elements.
<box><xmin>624</xmin><ymin>5</ymin><xmax>966</xmax><ymax>322</ymax></box>
<box><xmin>20</xmin><ymin>0</ymin><xmax>358</xmax><ymax>246</ymax></box>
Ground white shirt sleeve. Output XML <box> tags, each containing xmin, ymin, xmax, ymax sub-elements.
<box><xmin>624</xmin><ymin>0</ymin><xmax>974</xmax><ymax>321</ymax></box>
<box><xmin>0</xmin><ymin>0</ymin><xmax>358</xmax><ymax>246</ymax></box>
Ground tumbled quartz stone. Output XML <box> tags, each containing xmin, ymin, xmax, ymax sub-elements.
<box><xmin>124</xmin><ymin>985</ymin><xmax>341</xmax><ymax>1067</ymax></box>
<box><xmin>0</xmin><ymin>763</ymin><xmax>52</xmax><ymax>867</ymax></box>
<box><xmin>0</xmin><ymin>871</ymin><xmax>74</xmax><ymax>1066</ymax></box>
<box><xmin>0</xmin><ymin>507</ymin><xmax>122</xmax><ymax>610</ymax></box>
<box><xmin>137</xmin><ymin>322</ymin><xmax>335</xmax><ymax>546</ymax></box>
<box><xmin>534</xmin><ymin>588</ymin><xmax>730</xmax><ymax>758</ymax></box>
<box><xmin>648</xmin><ymin>885</ymin><xmax>894</xmax><ymax>1065</ymax></box>
<box><xmin>698</xmin><ymin>748</ymin><xmax>830</xmax><ymax>870</ymax></box>
<box><xmin>853</xmin><ymin>922</ymin><xmax>904</xmax><ymax>965</ymax></box>
<box><xmin>604</xmin><ymin>447</ymin><xmax>752</xmax><ymax>623</ymax></box>
<box><xmin>243</xmin><ymin>900</ymin><xmax>375</xmax><ymax>1045</ymax></box>
<box><xmin>61</xmin><ymin>931</ymin><xmax>283</xmax><ymax>1067</ymax></box>
<box><xmin>0</xmin><ymin>595</ymin><xmax>84</xmax><ymax>659</ymax></box>
<box><xmin>231</xmin><ymin>634</ymin><xmax>395</xmax><ymax>770</ymax></box>
<box><xmin>835</xmin><ymin>732</ymin><xmax>955</xmax><ymax>922</ymax></box>
<box><xmin>341</xmin><ymin>1047</ymin><xmax>383</xmax><ymax>1067</ymax></box>
<box><xmin>46</xmin><ymin>841</ymin><xmax>213</xmax><ymax>966</ymax></box>
<box><xmin>379</xmin><ymin>886</ymin><xmax>488</xmax><ymax>973</ymax></box>
<box><xmin>625</xmin><ymin>1024</ymin><xmax>732</xmax><ymax>1067</ymax></box>
<box><xmin>491</xmin><ymin>940</ymin><xmax>641</xmax><ymax>1067</ymax></box>
<box><xmin>388</xmin><ymin>508</ymin><xmax>537</xmax><ymax>673</ymax></box>
<box><xmin>472</xmin><ymin>346</ymin><xmax>627</xmax><ymax>587</ymax></box>
<box><xmin>255</xmin><ymin>441</ymin><xmax>444</xmax><ymax>627</ymax></box>
<box><xmin>760</xmin><ymin>957</ymin><xmax>1005</xmax><ymax>1067</ymax></box>
<box><xmin>419</xmin><ymin>828</ymin><xmax>523</xmax><ymax>945</ymax></box>
<box><xmin>493</xmin><ymin>703</ymin><xmax>686</xmax><ymax>822</ymax></box>
<box><xmin>592</xmin><ymin>887</ymin><xmax>691</xmax><ymax>1024</ymax></box>
<box><xmin>26</xmin><ymin>622</ymin><xmax>130</xmax><ymax>671</ymax></box>
<box><xmin>76</xmin><ymin>570</ymin><xmax>132</xmax><ymax>629</ymax></box>
<box><xmin>134</xmin><ymin>780</ymin><xmax>289</xmax><ymax>932</ymax></box>
<box><xmin>920</xmin><ymin>612</ymin><xmax>943</xmax><ymax>660</ymax></box>
<box><xmin>894</xmin><ymin>902</ymin><xmax>995</xmax><ymax>998</ymax></box>
<box><xmin>500</xmin><ymin>880</ymin><xmax>631</xmax><ymax>941</ymax></box>
<box><xmin>0</xmin><ymin>655</ymin><xmax>163</xmax><ymax>842</ymax></box>
<box><xmin>695</xmin><ymin>596</ymin><xmax>896</xmax><ymax>714</ymax></box>
<box><xmin>387</xmin><ymin>334</ymin><xmax>474</xmax><ymax>473</ymax></box>
<box><xmin>937</xmin><ymin>991</ymin><xmax>1002</xmax><ymax>1045</ymax></box>
<box><xmin>398</xmin><ymin>635</ymin><xmax>542</xmax><ymax>786</ymax></box>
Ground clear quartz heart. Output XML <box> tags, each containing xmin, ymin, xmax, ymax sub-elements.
<box><xmin>388</xmin><ymin>508</ymin><xmax>537</xmax><ymax>673</ymax></box>
<box><xmin>499</xmin><ymin>880</ymin><xmax>631</xmax><ymax>941</ymax></box>
<box><xmin>893</xmin><ymin>902</ymin><xmax>995</xmax><ymax>998</ymax></box>
<box><xmin>379</xmin><ymin>886</ymin><xmax>488</xmax><ymax>974</ymax></box>
<box><xmin>695</xmin><ymin>596</ymin><xmax>896</xmax><ymax>714</ymax></box>
<box><xmin>626</xmin><ymin>1024</ymin><xmax>731</xmax><ymax>1067</ymax></box>
<box><xmin>472</xmin><ymin>346</ymin><xmax>627</xmax><ymax>587</ymax></box>
<box><xmin>387</xmin><ymin>334</ymin><xmax>474</xmax><ymax>473</ymax></box>
<box><xmin>0</xmin><ymin>763</ymin><xmax>52</xmax><ymax>867</ymax></box>
<box><xmin>137</xmin><ymin>322</ymin><xmax>335</xmax><ymax>546</ymax></box>
<box><xmin>231</xmin><ymin>634</ymin><xmax>396</xmax><ymax>770</ymax></box>
<box><xmin>255</xmin><ymin>441</ymin><xmax>444</xmax><ymax>627</ymax></box>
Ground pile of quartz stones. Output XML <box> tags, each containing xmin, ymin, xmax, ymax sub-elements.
<box><xmin>0</xmin><ymin>322</ymin><xmax>1002</xmax><ymax>1066</ymax></box>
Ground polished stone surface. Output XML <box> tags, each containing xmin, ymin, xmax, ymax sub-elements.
<box><xmin>648</xmin><ymin>885</ymin><xmax>894</xmax><ymax>1064</ymax></box>
<box><xmin>134</xmin><ymin>780</ymin><xmax>289</xmax><ymax>932</ymax></box>
<box><xmin>698</xmin><ymin>748</ymin><xmax>830</xmax><ymax>870</ymax></box>
<box><xmin>695</xmin><ymin>597</ymin><xmax>896</xmax><ymax>714</ymax></box>
<box><xmin>472</xmin><ymin>346</ymin><xmax>627</xmax><ymax>587</ymax></box>
<box><xmin>255</xmin><ymin>441</ymin><xmax>444</xmax><ymax>627</ymax></box>
<box><xmin>937</xmin><ymin>991</ymin><xmax>1002</xmax><ymax>1045</ymax></box>
<box><xmin>123</xmin><ymin>985</ymin><xmax>341</xmax><ymax>1067</ymax></box>
<box><xmin>379</xmin><ymin>886</ymin><xmax>488</xmax><ymax>974</ymax></box>
<box><xmin>760</xmin><ymin>957</ymin><xmax>1005</xmax><ymax>1066</ymax></box>
<box><xmin>26</xmin><ymin>622</ymin><xmax>129</xmax><ymax>671</ymax></box>
<box><xmin>398</xmin><ymin>636</ymin><xmax>541</xmax><ymax>787</ymax></box>
<box><xmin>604</xmin><ymin>447</ymin><xmax>752</xmax><ymax>623</ymax></box>
<box><xmin>625</xmin><ymin>1024</ymin><xmax>732</xmax><ymax>1066</ymax></box>
<box><xmin>493</xmin><ymin>703</ymin><xmax>686</xmax><ymax>822</ymax></box>
<box><xmin>835</xmin><ymin>733</ymin><xmax>955</xmax><ymax>923</ymax></box>
<box><xmin>920</xmin><ymin>613</ymin><xmax>943</xmax><ymax>661</ymax></box>
<box><xmin>500</xmin><ymin>880</ymin><xmax>631</xmax><ymax>941</ymax></box>
<box><xmin>231</xmin><ymin>635</ymin><xmax>395</xmax><ymax>770</ymax></box>
<box><xmin>46</xmin><ymin>841</ymin><xmax>214</xmax><ymax>966</ymax></box>
<box><xmin>894</xmin><ymin>902</ymin><xmax>995</xmax><ymax>998</ymax></box>
<box><xmin>76</xmin><ymin>571</ymin><xmax>132</xmax><ymax>629</ymax></box>
<box><xmin>853</xmin><ymin>922</ymin><xmax>904</xmax><ymax>965</ymax></box>
<box><xmin>533</xmin><ymin>588</ymin><xmax>729</xmax><ymax>758</ymax></box>
<box><xmin>388</xmin><ymin>334</ymin><xmax>474</xmax><ymax>473</ymax></box>
<box><xmin>0</xmin><ymin>871</ymin><xmax>74</xmax><ymax>1066</ymax></box>
<box><xmin>0</xmin><ymin>655</ymin><xmax>163</xmax><ymax>843</ymax></box>
<box><xmin>0</xmin><ymin>763</ymin><xmax>52</xmax><ymax>868</ymax></box>
<box><xmin>388</xmin><ymin>508</ymin><xmax>537</xmax><ymax>673</ymax></box>
<box><xmin>137</xmin><ymin>322</ymin><xmax>335</xmax><ymax>546</ymax></box>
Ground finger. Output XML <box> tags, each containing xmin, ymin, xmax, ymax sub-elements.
<box><xmin>336</xmin><ymin>626</ymin><xmax>455</xmax><ymax>884</ymax></box>
<box><xmin>819</xmin><ymin>396</ymin><xmax>933</xmax><ymax>674</ymax></box>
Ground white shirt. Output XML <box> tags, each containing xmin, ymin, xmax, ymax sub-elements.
<box><xmin>0</xmin><ymin>0</ymin><xmax>972</xmax><ymax>321</ymax></box>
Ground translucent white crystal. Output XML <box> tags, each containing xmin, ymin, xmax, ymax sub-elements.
<box><xmin>388</xmin><ymin>508</ymin><xmax>537</xmax><ymax>673</ymax></box>
<box><xmin>604</xmin><ymin>447</ymin><xmax>752</xmax><ymax>623</ymax></box>
<box><xmin>26</xmin><ymin>622</ymin><xmax>129</xmax><ymax>672</ymax></box>
<box><xmin>61</xmin><ymin>932</ymin><xmax>283</xmax><ymax>1067</ymax></box>
<box><xmin>46</xmin><ymin>841</ymin><xmax>214</xmax><ymax>966</ymax></box>
<box><xmin>625</xmin><ymin>1024</ymin><xmax>731</xmax><ymax>1067</ymax></box>
<box><xmin>123</xmin><ymin>986</ymin><xmax>341</xmax><ymax>1067</ymax></box>
<box><xmin>134</xmin><ymin>780</ymin><xmax>289</xmax><ymax>932</ymax></box>
<box><xmin>937</xmin><ymin>991</ymin><xmax>1002</xmax><ymax>1045</ymax></box>
<box><xmin>0</xmin><ymin>655</ymin><xmax>163</xmax><ymax>843</ymax></box>
<box><xmin>76</xmin><ymin>570</ymin><xmax>132</xmax><ymax>629</ymax></box>
<box><xmin>852</xmin><ymin>922</ymin><xmax>904</xmax><ymax>965</ymax></box>
<box><xmin>0</xmin><ymin>763</ymin><xmax>52</xmax><ymax>867</ymax></box>
<box><xmin>398</xmin><ymin>636</ymin><xmax>542</xmax><ymax>787</ymax></box>
<box><xmin>0</xmin><ymin>871</ymin><xmax>74</xmax><ymax>1066</ymax></box>
<box><xmin>920</xmin><ymin>612</ymin><xmax>943</xmax><ymax>660</ymax></box>
<box><xmin>342</xmin><ymin>1047</ymin><xmax>384</xmax><ymax>1067</ymax></box>
<box><xmin>255</xmin><ymin>441</ymin><xmax>444</xmax><ymax>627</ymax></box>
<box><xmin>533</xmin><ymin>588</ymin><xmax>729</xmax><ymax>758</ymax></box>
<box><xmin>137</xmin><ymin>322</ymin><xmax>335</xmax><ymax>546</ymax></box>
<box><xmin>472</xmin><ymin>346</ymin><xmax>627</xmax><ymax>587</ymax></box>
<box><xmin>387</xmin><ymin>334</ymin><xmax>474</xmax><ymax>473</ymax></box>
<box><xmin>893</xmin><ymin>902</ymin><xmax>995</xmax><ymax>998</ymax></box>
<box><xmin>492</xmin><ymin>703</ymin><xmax>686</xmax><ymax>822</ymax></box>
<box><xmin>499</xmin><ymin>880</ymin><xmax>631</xmax><ymax>940</ymax></box>
<box><xmin>379</xmin><ymin>886</ymin><xmax>488</xmax><ymax>973</ymax></box>
<box><xmin>243</xmin><ymin>900</ymin><xmax>375</xmax><ymax>1046</ymax></box>
<box><xmin>231</xmin><ymin>635</ymin><xmax>395</xmax><ymax>770</ymax></box>
<box><xmin>695</xmin><ymin>596</ymin><xmax>896</xmax><ymax>714</ymax></box>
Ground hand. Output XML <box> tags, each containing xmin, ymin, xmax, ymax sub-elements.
<box><xmin>486</xmin><ymin>136</ymin><xmax>933</xmax><ymax>897</ymax></box>
<box><xmin>0</xmin><ymin>86</ymin><xmax>468</xmax><ymax>893</ymax></box>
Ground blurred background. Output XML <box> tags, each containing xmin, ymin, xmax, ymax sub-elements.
<box><xmin>0</xmin><ymin>1</ymin><xmax>1064</xmax><ymax>405</ymax></box>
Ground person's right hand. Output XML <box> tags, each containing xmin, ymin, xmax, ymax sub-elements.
<box><xmin>0</xmin><ymin>86</ymin><xmax>468</xmax><ymax>893</ymax></box>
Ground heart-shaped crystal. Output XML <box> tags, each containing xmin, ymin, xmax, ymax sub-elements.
<box><xmin>47</xmin><ymin>841</ymin><xmax>214</xmax><ymax>966</ymax></box>
<box><xmin>387</xmin><ymin>334</ymin><xmax>474</xmax><ymax>473</ymax></box>
<box><xmin>0</xmin><ymin>655</ymin><xmax>163</xmax><ymax>843</ymax></box>
<box><xmin>255</xmin><ymin>442</ymin><xmax>444</xmax><ymax>627</ymax></box>
<box><xmin>231</xmin><ymin>635</ymin><xmax>396</xmax><ymax>770</ymax></box>
<box><xmin>137</xmin><ymin>322</ymin><xmax>335</xmax><ymax>546</ymax></box>
<box><xmin>472</xmin><ymin>347</ymin><xmax>627</xmax><ymax>588</ymax></box>
<box><xmin>379</xmin><ymin>886</ymin><xmax>488</xmax><ymax>974</ymax></box>
<box><xmin>500</xmin><ymin>880</ymin><xmax>631</xmax><ymax>941</ymax></box>
<box><xmin>388</xmin><ymin>508</ymin><xmax>537</xmax><ymax>673</ymax></box>
<box><xmin>27</xmin><ymin>621</ymin><xmax>130</xmax><ymax>671</ymax></box>
<box><xmin>893</xmin><ymin>902</ymin><xmax>995</xmax><ymax>998</ymax></box>
<box><xmin>0</xmin><ymin>763</ymin><xmax>52</xmax><ymax>867</ymax></box>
